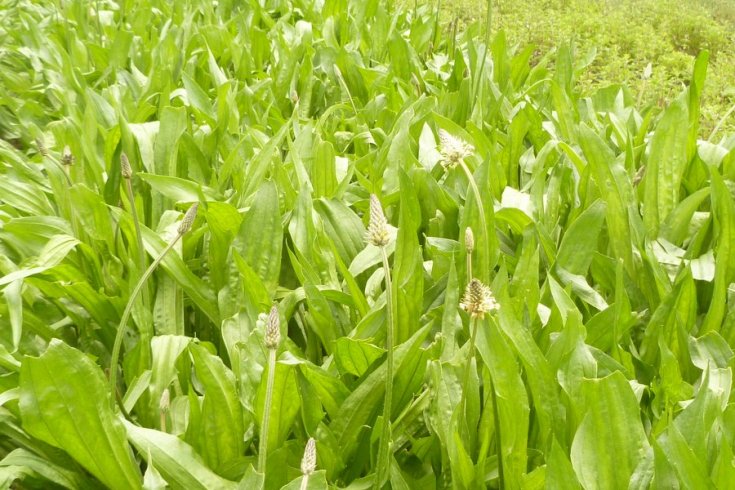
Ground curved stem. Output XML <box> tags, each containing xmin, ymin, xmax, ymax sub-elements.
<box><xmin>375</xmin><ymin>246</ymin><xmax>395</xmax><ymax>488</ymax></box>
<box><xmin>109</xmin><ymin>234</ymin><xmax>181</xmax><ymax>405</ymax></box>
<box><xmin>709</xmin><ymin>100</ymin><xmax>735</xmax><ymax>141</ymax></box>
<box><xmin>258</xmin><ymin>348</ymin><xmax>278</xmax><ymax>474</ymax></box>
<box><xmin>459</xmin><ymin>161</ymin><xmax>489</xmax><ymax>282</ymax></box>
<box><xmin>123</xmin><ymin>179</ymin><xmax>149</xmax><ymax>307</ymax></box>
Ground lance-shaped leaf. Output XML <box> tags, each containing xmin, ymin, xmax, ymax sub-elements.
<box><xmin>19</xmin><ymin>340</ymin><xmax>142</xmax><ymax>490</ymax></box>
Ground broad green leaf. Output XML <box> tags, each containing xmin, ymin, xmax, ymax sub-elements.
<box><xmin>556</xmin><ymin>200</ymin><xmax>606</xmax><ymax>275</ymax></box>
<box><xmin>701</xmin><ymin>168</ymin><xmax>735</xmax><ymax>333</ymax></box>
<box><xmin>188</xmin><ymin>343</ymin><xmax>244</xmax><ymax>472</ymax></box>
<box><xmin>234</xmin><ymin>180</ymin><xmax>283</xmax><ymax>291</ymax></box>
<box><xmin>136</xmin><ymin>173</ymin><xmax>219</xmax><ymax>203</ymax></box>
<box><xmin>570</xmin><ymin>372</ymin><xmax>649</xmax><ymax>489</ymax></box>
<box><xmin>334</xmin><ymin>337</ymin><xmax>384</xmax><ymax>377</ymax></box>
<box><xmin>19</xmin><ymin>340</ymin><xmax>142</xmax><ymax>490</ymax></box>
<box><xmin>643</xmin><ymin>98</ymin><xmax>688</xmax><ymax>237</ymax></box>
<box><xmin>578</xmin><ymin>125</ymin><xmax>635</xmax><ymax>273</ymax></box>
<box><xmin>255</xmin><ymin>360</ymin><xmax>301</xmax><ymax>457</ymax></box>
<box><xmin>328</xmin><ymin>325</ymin><xmax>429</xmax><ymax>471</ymax></box>
<box><xmin>0</xmin><ymin>448</ymin><xmax>92</xmax><ymax>490</ymax></box>
<box><xmin>125</xmin><ymin>421</ymin><xmax>237</xmax><ymax>490</ymax></box>
<box><xmin>476</xmin><ymin>319</ymin><xmax>529</xmax><ymax>489</ymax></box>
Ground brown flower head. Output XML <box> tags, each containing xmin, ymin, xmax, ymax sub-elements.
<box><xmin>460</xmin><ymin>278</ymin><xmax>499</xmax><ymax>319</ymax></box>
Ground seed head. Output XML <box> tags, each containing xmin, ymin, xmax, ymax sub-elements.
<box><xmin>366</xmin><ymin>194</ymin><xmax>390</xmax><ymax>247</ymax></box>
<box><xmin>121</xmin><ymin>153</ymin><xmax>133</xmax><ymax>179</ymax></box>
<box><xmin>61</xmin><ymin>145</ymin><xmax>74</xmax><ymax>166</ymax></box>
<box><xmin>177</xmin><ymin>203</ymin><xmax>198</xmax><ymax>235</ymax></box>
<box><xmin>159</xmin><ymin>388</ymin><xmax>170</xmax><ymax>412</ymax></box>
<box><xmin>35</xmin><ymin>138</ymin><xmax>48</xmax><ymax>157</ymax></box>
<box><xmin>465</xmin><ymin>227</ymin><xmax>474</xmax><ymax>254</ymax></box>
<box><xmin>438</xmin><ymin>129</ymin><xmax>473</xmax><ymax>169</ymax></box>
<box><xmin>265</xmin><ymin>305</ymin><xmax>280</xmax><ymax>350</ymax></box>
<box><xmin>301</xmin><ymin>438</ymin><xmax>317</xmax><ymax>475</ymax></box>
<box><xmin>460</xmin><ymin>278</ymin><xmax>499</xmax><ymax>319</ymax></box>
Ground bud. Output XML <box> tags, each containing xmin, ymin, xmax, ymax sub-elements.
<box><xmin>465</xmin><ymin>227</ymin><xmax>474</xmax><ymax>254</ymax></box>
<box><xmin>159</xmin><ymin>388</ymin><xmax>170</xmax><ymax>412</ymax></box>
<box><xmin>121</xmin><ymin>153</ymin><xmax>132</xmax><ymax>179</ymax></box>
<box><xmin>177</xmin><ymin>203</ymin><xmax>198</xmax><ymax>235</ymax></box>
<box><xmin>460</xmin><ymin>278</ymin><xmax>499</xmax><ymax>319</ymax></box>
<box><xmin>301</xmin><ymin>438</ymin><xmax>317</xmax><ymax>475</ymax></box>
<box><xmin>35</xmin><ymin>138</ymin><xmax>48</xmax><ymax>157</ymax></box>
<box><xmin>61</xmin><ymin>145</ymin><xmax>74</xmax><ymax>166</ymax></box>
<box><xmin>265</xmin><ymin>305</ymin><xmax>280</xmax><ymax>350</ymax></box>
<box><xmin>438</xmin><ymin>129</ymin><xmax>473</xmax><ymax>169</ymax></box>
<box><xmin>366</xmin><ymin>194</ymin><xmax>390</xmax><ymax>247</ymax></box>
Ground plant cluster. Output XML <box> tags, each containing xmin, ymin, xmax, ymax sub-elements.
<box><xmin>1</xmin><ymin>0</ymin><xmax>735</xmax><ymax>488</ymax></box>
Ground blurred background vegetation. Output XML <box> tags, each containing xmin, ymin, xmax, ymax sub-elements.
<box><xmin>437</xmin><ymin>0</ymin><xmax>735</xmax><ymax>133</ymax></box>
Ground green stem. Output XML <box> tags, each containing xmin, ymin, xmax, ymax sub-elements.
<box><xmin>109</xmin><ymin>234</ymin><xmax>181</xmax><ymax>405</ymax></box>
<box><xmin>466</xmin><ymin>248</ymin><xmax>473</xmax><ymax>284</ymax></box>
<box><xmin>258</xmin><ymin>348</ymin><xmax>278</xmax><ymax>474</ymax></box>
<box><xmin>459</xmin><ymin>161</ymin><xmax>489</xmax><ymax>282</ymax></box>
<box><xmin>300</xmin><ymin>475</ymin><xmax>309</xmax><ymax>490</ymax></box>
<box><xmin>471</xmin><ymin>0</ymin><xmax>493</xmax><ymax>112</ymax></box>
<box><xmin>461</xmin><ymin>317</ymin><xmax>480</xmax><ymax>412</ymax></box>
<box><xmin>709</xmin><ymin>100</ymin><xmax>735</xmax><ymax>141</ymax></box>
<box><xmin>123</xmin><ymin>178</ymin><xmax>149</xmax><ymax>307</ymax></box>
<box><xmin>375</xmin><ymin>246</ymin><xmax>395</xmax><ymax>488</ymax></box>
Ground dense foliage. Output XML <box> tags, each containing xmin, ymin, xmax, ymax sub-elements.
<box><xmin>1</xmin><ymin>0</ymin><xmax>735</xmax><ymax>488</ymax></box>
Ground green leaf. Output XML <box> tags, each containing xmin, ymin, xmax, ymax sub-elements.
<box><xmin>556</xmin><ymin>200</ymin><xmax>606</xmax><ymax>275</ymax></box>
<box><xmin>643</xmin><ymin>98</ymin><xmax>689</xmax><ymax>237</ymax></box>
<box><xmin>136</xmin><ymin>173</ymin><xmax>220</xmax><ymax>203</ymax></box>
<box><xmin>578</xmin><ymin>125</ymin><xmax>635</xmax><ymax>273</ymax></box>
<box><xmin>328</xmin><ymin>325</ymin><xmax>430</xmax><ymax>472</ymax></box>
<box><xmin>234</xmin><ymin>180</ymin><xmax>283</xmax><ymax>291</ymax></box>
<box><xmin>19</xmin><ymin>340</ymin><xmax>142</xmax><ymax>490</ymax></box>
<box><xmin>125</xmin><ymin>421</ymin><xmax>237</xmax><ymax>490</ymax></box>
<box><xmin>255</xmin><ymin>360</ymin><xmax>301</xmax><ymax>455</ymax></box>
<box><xmin>188</xmin><ymin>343</ymin><xmax>244</xmax><ymax>472</ymax></box>
<box><xmin>570</xmin><ymin>371</ymin><xmax>649</xmax><ymax>489</ymax></box>
<box><xmin>334</xmin><ymin>337</ymin><xmax>384</xmax><ymax>377</ymax></box>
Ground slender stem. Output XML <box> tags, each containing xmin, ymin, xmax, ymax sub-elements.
<box><xmin>109</xmin><ymin>234</ymin><xmax>181</xmax><ymax>405</ymax></box>
<box><xmin>472</xmin><ymin>0</ymin><xmax>493</xmax><ymax>112</ymax></box>
<box><xmin>375</xmin><ymin>246</ymin><xmax>395</xmax><ymax>488</ymax></box>
<box><xmin>466</xmin><ymin>249</ymin><xmax>473</xmax><ymax>284</ymax></box>
<box><xmin>124</xmin><ymin>178</ymin><xmax>150</xmax><ymax>307</ymax></box>
<box><xmin>461</xmin><ymin>317</ymin><xmax>480</xmax><ymax>411</ymax></box>
<box><xmin>709</xmin><ymin>100</ymin><xmax>735</xmax><ymax>141</ymax></box>
<box><xmin>258</xmin><ymin>348</ymin><xmax>278</xmax><ymax>474</ymax></box>
<box><xmin>300</xmin><ymin>475</ymin><xmax>310</xmax><ymax>490</ymax></box>
<box><xmin>459</xmin><ymin>161</ymin><xmax>489</xmax><ymax>282</ymax></box>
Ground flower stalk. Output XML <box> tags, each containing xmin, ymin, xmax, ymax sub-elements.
<box><xmin>258</xmin><ymin>306</ymin><xmax>281</xmax><ymax>475</ymax></box>
<box><xmin>108</xmin><ymin>203</ymin><xmax>198</xmax><ymax>406</ymax></box>
<box><xmin>439</xmin><ymin>131</ymin><xmax>489</xmax><ymax>282</ymax></box>
<box><xmin>368</xmin><ymin>194</ymin><xmax>395</xmax><ymax>488</ymax></box>
<box><xmin>458</xmin><ymin>278</ymin><xmax>501</xmax><ymax>486</ymax></box>
<box><xmin>121</xmin><ymin>153</ymin><xmax>149</xmax><ymax>307</ymax></box>
<box><xmin>465</xmin><ymin>227</ymin><xmax>474</xmax><ymax>282</ymax></box>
